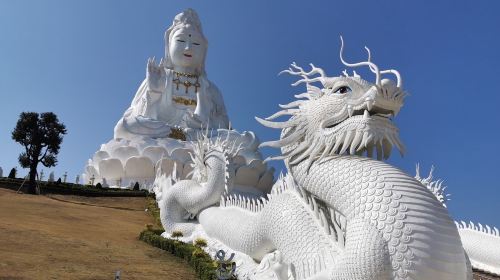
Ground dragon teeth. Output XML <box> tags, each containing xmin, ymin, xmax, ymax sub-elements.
<box><xmin>366</xmin><ymin>99</ymin><xmax>374</xmax><ymax>111</ymax></box>
<box><xmin>363</xmin><ymin>109</ymin><xmax>370</xmax><ymax>119</ymax></box>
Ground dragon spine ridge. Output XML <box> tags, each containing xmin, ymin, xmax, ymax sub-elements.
<box><xmin>456</xmin><ymin>221</ymin><xmax>500</xmax><ymax>237</ymax></box>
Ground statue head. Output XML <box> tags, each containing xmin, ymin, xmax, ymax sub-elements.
<box><xmin>257</xmin><ymin>37</ymin><xmax>406</xmax><ymax>169</ymax></box>
<box><xmin>164</xmin><ymin>9</ymin><xmax>208</xmax><ymax>75</ymax></box>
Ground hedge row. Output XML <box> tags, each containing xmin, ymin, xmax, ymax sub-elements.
<box><xmin>145</xmin><ymin>196</ymin><xmax>162</xmax><ymax>227</ymax></box>
<box><xmin>139</xmin><ymin>230</ymin><xmax>218</xmax><ymax>280</ymax></box>
<box><xmin>0</xmin><ymin>177</ymin><xmax>148</xmax><ymax>197</ymax></box>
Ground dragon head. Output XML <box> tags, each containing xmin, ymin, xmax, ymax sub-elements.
<box><xmin>256</xmin><ymin>37</ymin><xmax>406</xmax><ymax>168</ymax></box>
<box><xmin>188</xmin><ymin>129</ymin><xmax>241</xmax><ymax>189</ymax></box>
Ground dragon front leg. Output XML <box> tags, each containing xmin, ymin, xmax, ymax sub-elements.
<box><xmin>329</xmin><ymin>217</ymin><xmax>391</xmax><ymax>280</ymax></box>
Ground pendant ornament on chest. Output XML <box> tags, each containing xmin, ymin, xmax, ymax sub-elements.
<box><xmin>173</xmin><ymin>71</ymin><xmax>201</xmax><ymax>94</ymax></box>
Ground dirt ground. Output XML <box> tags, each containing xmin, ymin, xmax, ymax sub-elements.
<box><xmin>0</xmin><ymin>188</ymin><xmax>197</xmax><ymax>280</ymax></box>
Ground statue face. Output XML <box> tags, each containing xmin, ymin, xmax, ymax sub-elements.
<box><xmin>169</xmin><ymin>26</ymin><xmax>206</xmax><ymax>71</ymax></box>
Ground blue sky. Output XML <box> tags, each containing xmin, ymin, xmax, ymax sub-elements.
<box><xmin>0</xmin><ymin>1</ymin><xmax>499</xmax><ymax>226</ymax></box>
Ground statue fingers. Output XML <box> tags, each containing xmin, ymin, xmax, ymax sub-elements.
<box><xmin>147</xmin><ymin>58</ymin><xmax>153</xmax><ymax>73</ymax></box>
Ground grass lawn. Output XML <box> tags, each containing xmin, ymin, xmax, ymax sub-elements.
<box><xmin>0</xmin><ymin>188</ymin><xmax>197</xmax><ymax>280</ymax></box>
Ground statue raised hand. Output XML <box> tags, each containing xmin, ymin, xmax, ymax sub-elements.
<box><xmin>146</xmin><ymin>57</ymin><xmax>166</xmax><ymax>93</ymax></box>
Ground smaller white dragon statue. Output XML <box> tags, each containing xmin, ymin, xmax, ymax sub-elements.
<box><xmin>153</xmin><ymin>131</ymin><xmax>239</xmax><ymax>236</ymax></box>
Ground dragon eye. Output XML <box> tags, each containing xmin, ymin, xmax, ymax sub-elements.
<box><xmin>334</xmin><ymin>86</ymin><xmax>352</xmax><ymax>94</ymax></box>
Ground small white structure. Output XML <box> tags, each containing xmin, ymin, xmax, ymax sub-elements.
<box><xmin>101</xmin><ymin>178</ymin><xmax>109</xmax><ymax>188</ymax></box>
<box><xmin>48</xmin><ymin>171</ymin><xmax>55</xmax><ymax>182</ymax></box>
<box><xmin>89</xmin><ymin>174</ymin><xmax>95</xmax><ymax>186</ymax></box>
<box><xmin>0</xmin><ymin>167</ymin><xmax>3</xmax><ymax>178</ymax></box>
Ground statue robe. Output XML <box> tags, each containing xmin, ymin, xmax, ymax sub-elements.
<box><xmin>114</xmin><ymin>68</ymin><xmax>229</xmax><ymax>140</ymax></box>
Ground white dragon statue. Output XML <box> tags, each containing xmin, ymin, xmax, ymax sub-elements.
<box><xmin>154</xmin><ymin>37</ymin><xmax>500</xmax><ymax>280</ymax></box>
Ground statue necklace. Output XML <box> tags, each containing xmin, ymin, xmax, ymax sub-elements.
<box><xmin>173</xmin><ymin>71</ymin><xmax>200</xmax><ymax>93</ymax></box>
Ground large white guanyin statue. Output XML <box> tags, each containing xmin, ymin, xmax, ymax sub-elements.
<box><xmin>114</xmin><ymin>8</ymin><xmax>229</xmax><ymax>140</ymax></box>
<box><xmin>83</xmin><ymin>9</ymin><xmax>274</xmax><ymax>193</ymax></box>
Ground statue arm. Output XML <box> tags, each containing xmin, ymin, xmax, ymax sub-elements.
<box><xmin>130</xmin><ymin>78</ymin><xmax>160</xmax><ymax>119</ymax></box>
<box><xmin>131</xmin><ymin>58</ymin><xmax>169</xmax><ymax>119</ymax></box>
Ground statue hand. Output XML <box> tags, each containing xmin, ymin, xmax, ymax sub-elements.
<box><xmin>146</xmin><ymin>57</ymin><xmax>166</xmax><ymax>93</ymax></box>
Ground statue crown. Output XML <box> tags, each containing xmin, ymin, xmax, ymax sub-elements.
<box><xmin>172</xmin><ymin>8</ymin><xmax>203</xmax><ymax>33</ymax></box>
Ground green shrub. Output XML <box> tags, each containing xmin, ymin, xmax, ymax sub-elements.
<box><xmin>192</xmin><ymin>248</ymin><xmax>206</xmax><ymax>258</ymax></box>
<box><xmin>139</xmin><ymin>230</ymin><xmax>218</xmax><ymax>280</ymax></box>
<box><xmin>0</xmin><ymin>177</ymin><xmax>147</xmax><ymax>197</ymax></box>
<box><xmin>95</xmin><ymin>182</ymin><xmax>102</xmax><ymax>189</ymax></box>
<box><xmin>8</xmin><ymin>168</ymin><xmax>16</xmax><ymax>179</ymax></box>
<box><xmin>146</xmin><ymin>196</ymin><xmax>162</xmax><ymax>227</ymax></box>
<box><xmin>171</xmin><ymin>230</ymin><xmax>184</xmax><ymax>240</ymax></box>
<box><xmin>194</xmin><ymin>238</ymin><xmax>208</xmax><ymax>248</ymax></box>
<box><xmin>133</xmin><ymin>182</ymin><xmax>140</xmax><ymax>191</ymax></box>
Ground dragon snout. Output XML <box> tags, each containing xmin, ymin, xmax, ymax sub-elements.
<box><xmin>364</xmin><ymin>80</ymin><xmax>405</xmax><ymax>116</ymax></box>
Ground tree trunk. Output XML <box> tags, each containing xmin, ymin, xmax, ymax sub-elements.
<box><xmin>28</xmin><ymin>164</ymin><xmax>38</xmax><ymax>195</ymax></box>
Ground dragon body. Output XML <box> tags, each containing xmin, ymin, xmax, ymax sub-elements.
<box><xmin>456</xmin><ymin>221</ymin><xmax>500</xmax><ymax>276</ymax></box>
